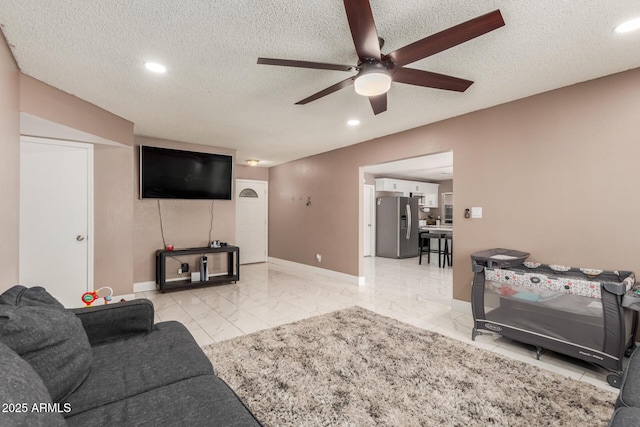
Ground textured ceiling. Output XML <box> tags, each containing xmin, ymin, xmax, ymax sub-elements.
<box><xmin>1</xmin><ymin>1</ymin><xmax>639</xmax><ymax>167</ymax></box>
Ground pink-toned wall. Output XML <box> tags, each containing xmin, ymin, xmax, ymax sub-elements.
<box><xmin>270</xmin><ymin>68</ymin><xmax>640</xmax><ymax>302</ymax></box>
<box><xmin>18</xmin><ymin>74</ymin><xmax>135</xmax><ymax>296</ymax></box>
<box><xmin>236</xmin><ymin>164</ymin><xmax>269</xmax><ymax>181</ymax></box>
<box><xmin>19</xmin><ymin>75</ymin><xmax>134</xmax><ymax>146</ymax></box>
<box><xmin>133</xmin><ymin>136</ymin><xmax>237</xmax><ymax>284</ymax></box>
<box><xmin>270</xmin><ymin>151</ymin><xmax>357</xmax><ymax>273</ymax></box>
<box><xmin>93</xmin><ymin>144</ymin><xmax>135</xmax><ymax>294</ymax></box>
<box><xmin>438</xmin><ymin>179</ymin><xmax>453</xmax><ymax>199</ymax></box>
<box><xmin>0</xmin><ymin>32</ymin><xmax>20</xmax><ymax>291</ymax></box>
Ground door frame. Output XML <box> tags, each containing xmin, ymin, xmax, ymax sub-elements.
<box><xmin>235</xmin><ymin>178</ymin><xmax>269</xmax><ymax>263</ymax></box>
<box><xmin>363</xmin><ymin>184</ymin><xmax>375</xmax><ymax>257</ymax></box>
<box><xmin>19</xmin><ymin>135</ymin><xmax>94</xmax><ymax>296</ymax></box>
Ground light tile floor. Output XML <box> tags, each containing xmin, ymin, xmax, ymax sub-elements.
<box><xmin>137</xmin><ymin>256</ymin><xmax>621</xmax><ymax>393</ymax></box>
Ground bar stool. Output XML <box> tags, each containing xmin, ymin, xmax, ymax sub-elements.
<box><xmin>418</xmin><ymin>231</ymin><xmax>432</xmax><ymax>265</ymax></box>
<box><xmin>420</xmin><ymin>232</ymin><xmax>447</xmax><ymax>267</ymax></box>
<box><xmin>434</xmin><ymin>233</ymin><xmax>446</xmax><ymax>267</ymax></box>
<box><xmin>441</xmin><ymin>234</ymin><xmax>453</xmax><ymax>267</ymax></box>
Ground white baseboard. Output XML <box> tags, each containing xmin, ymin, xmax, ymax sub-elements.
<box><xmin>268</xmin><ymin>257</ymin><xmax>365</xmax><ymax>285</ymax></box>
<box><xmin>450</xmin><ymin>298</ymin><xmax>472</xmax><ymax>315</ymax></box>
<box><xmin>134</xmin><ymin>272</ymin><xmax>230</xmax><ymax>294</ymax></box>
<box><xmin>134</xmin><ymin>281</ymin><xmax>156</xmax><ymax>293</ymax></box>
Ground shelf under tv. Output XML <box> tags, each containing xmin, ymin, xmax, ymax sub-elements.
<box><xmin>155</xmin><ymin>246</ymin><xmax>240</xmax><ymax>292</ymax></box>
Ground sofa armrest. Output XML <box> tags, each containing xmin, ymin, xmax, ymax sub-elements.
<box><xmin>69</xmin><ymin>299</ymin><xmax>155</xmax><ymax>345</ymax></box>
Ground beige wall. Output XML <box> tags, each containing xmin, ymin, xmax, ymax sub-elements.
<box><xmin>438</xmin><ymin>179</ymin><xmax>453</xmax><ymax>199</ymax></box>
<box><xmin>236</xmin><ymin>164</ymin><xmax>269</xmax><ymax>181</ymax></box>
<box><xmin>19</xmin><ymin>75</ymin><xmax>134</xmax><ymax>146</ymax></box>
<box><xmin>270</xmin><ymin>67</ymin><xmax>640</xmax><ymax>302</ymax></box>
<box><xmin>448</xmin><ymin>69</ymin><xmax>639</xmax><ymax>299</ymax></box>
<box><xmin>93</xmin><ymin>145</ymin><xmax>134</xmax><ymax>294</ymax></box>
<box><xmin>18</xmin><ymin>73</ymin><xmax>135</xmax><ymax>296</ymax></box>
<box><xmin>0</xmin><ymin>32</ymin><xmax>20</xmax><ymax>291</ymax></box>
<box><xmin>270</xmin><ymin>150</ymin><xmax>358</xmax><ymax>273</ymax></box>
<box><xmin>133</xmin><ymin>136</ymin><xmax>237</xmax><ymax>284</ymax></box>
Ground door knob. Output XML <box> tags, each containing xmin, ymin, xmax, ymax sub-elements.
<box><xmin>76</xmin><ymin>235</ymin><xmax>85</xmax><ymax>241</ymax></box>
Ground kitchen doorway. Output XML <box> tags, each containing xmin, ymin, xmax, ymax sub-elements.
<box><xmin>362</xmin><ymin>151</ymin><xmax>453</xmax><ymax>239</ymax></box>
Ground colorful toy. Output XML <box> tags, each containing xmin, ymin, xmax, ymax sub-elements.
<box><xmin>81</xmin><ymin>287</ymin><xmax>114</xmax><ymax>307</ymax></box>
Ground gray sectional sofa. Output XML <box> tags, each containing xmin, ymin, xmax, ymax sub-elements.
<box><xmin>611</xmin><ymin>347</ymin><xmax>640</xmax><ymax>426</ymax></box>
<box><xmin>0</xmin><ymin>285</ymin><xmax>261</xmax><ymax>427</ymax></box>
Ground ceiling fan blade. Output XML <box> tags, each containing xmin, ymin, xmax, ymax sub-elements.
<box><xmin>393</xmin><ymin>68</ymin><xmax>473</xmax><ymax>92</ymax></box>
<box><xmin>369</xmin><ymin>93</ymin><xmax>387</xmax><ymax>115</ymax></box>
<box><xmin>385</xmin><ymin>10</ymin><xmax>505</xmax><ymax>67</ymax></box>
<box><xmin>257</xmin><ymin>58</ymin><xmax>354</xmax><ymax>72</ymax></box>
<box><xmin>295</xmin><ymin>77</ymin><xmax>355</xmax><ymax>105</ymax></box>
<box><xmin>343</xmin><ymin>0</ymin><xmax>381</xmax><ymax>60</ymax></box>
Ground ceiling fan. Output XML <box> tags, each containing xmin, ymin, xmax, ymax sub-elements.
<box><xmin>257</xmin><ymin>0</ymin><xmax>505</xmax><ymax>115</ymax></box>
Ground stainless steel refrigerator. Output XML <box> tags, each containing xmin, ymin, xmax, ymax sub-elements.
<box><xmin>376</xmin><ymin>197</ymin><xmax>419</xmax><ymax>258</ymax></box>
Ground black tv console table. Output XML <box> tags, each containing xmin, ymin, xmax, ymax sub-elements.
<box><xmin>155</xmin><ymin>245</ymin><xmax>240</xmax><ymax>292</ymax></box>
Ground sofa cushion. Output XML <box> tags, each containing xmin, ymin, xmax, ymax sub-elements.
<box><xmin>617</xmin><ymin>347</ymin><xmax>640</xmax><ymax>409</ymax></box>
<box><xmin>65</xmin><ymin>374</ymin><xmax>261</xmax><ymax>427</ymax></box>
<box><xmin>609</xmin><ymin>407</ymin><xmax>640</xmax><ymax>427</ymax></box>
<box><xmin>64</xmin><ymin>321</ymin><xmax>215</xmax><ymax>417</ymax></box>
<box><xmin>0</xmin><ymin>285</ymin><xmax>92</xmax><ymax>402</ymax></box>
<box><xmin>0</xmin><ymin>341</ymin><xmax>67</xmax><ymax>427</ymax></box>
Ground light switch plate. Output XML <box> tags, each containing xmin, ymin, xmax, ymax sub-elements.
<box><xmin>471</xmin><ymin>207</ymin><xmax>483</xmax><ymax>218</ymax></box>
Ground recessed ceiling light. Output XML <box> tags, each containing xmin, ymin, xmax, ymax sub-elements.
<box><xmin>144</xmin><ymin>62</ymin><xmax>167</xmax><ymax>73</ymax></box>
<box><xmin>614</xmin><ymin>17</ymin><xmax>640</xmax><ymax>33</ymax></box>
<box><xmin>347</xmin><ymin>119</ymin><xmax>360</xmax><ymax>126</ymax></box>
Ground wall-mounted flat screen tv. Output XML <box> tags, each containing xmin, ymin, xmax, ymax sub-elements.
<box><xmin>140</xmin><ymin>145</ymin><xmax>233</xmax><ymax>200</ymax></box>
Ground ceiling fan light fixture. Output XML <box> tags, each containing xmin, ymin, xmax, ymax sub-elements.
<box><xmin>144</xmin><ymin>62</ymin><xmax>166</xmax><ymax>73</ymax></box>
<box><xmin>246</xmin><ymin>159</ymin><xmax>260</xmax><ymax>167</ymax></box>
<box><xmin>614</xmin><ymin>17</ymin><xmax>640</xmax><ymax>33</ymax></box>
<box><xmin>354</xmin><ymin>71</ymin><xmax>392</xmax><ymax>97</ymax></box>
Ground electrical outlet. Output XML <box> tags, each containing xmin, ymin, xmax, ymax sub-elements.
<box><xmin>316</xmin><ymin>254</ymin><xmax>322</xmax><ymax>262</ymax></box>
<box><xmin>181</xmin><ymin>263</ymin><xmax>189</xmax><ymax>273</ymax></box>
<box><xmin>178</xmin><ymin>268</ymin><xmax>182</xmax><ymax>274</ymax></box>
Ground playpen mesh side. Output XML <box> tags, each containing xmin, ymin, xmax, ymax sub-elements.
<box><xmin>483</xmin><ymin>277</ymin><xmax>605</xmax><ymax>350</ymax></box>
<box><xmin>481</xmin><ymin>266</ymin><xmax>635</xmax><ymax>352</ymax></box>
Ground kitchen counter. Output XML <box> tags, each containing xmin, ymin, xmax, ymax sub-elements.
<box><xmin>419</xmin><ymin>225</ymin><xmax>453</xmax><ymax>233</ymax></box>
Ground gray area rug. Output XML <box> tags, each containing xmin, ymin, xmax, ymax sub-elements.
<box><xmin>203</xmin><ymin>307</ymin><xmax>615</xmax><ymax>426</ymax></box>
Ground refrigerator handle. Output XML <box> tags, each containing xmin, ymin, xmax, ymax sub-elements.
<box><xmin>406</xmin><ymin>204</ymin><xmax>411</xmax><ymax>239</ymax></box>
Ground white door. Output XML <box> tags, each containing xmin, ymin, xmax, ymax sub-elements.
<box><xmin>364</xmin><ymin>184</ymin><xmax>375</xmax><ymax>256</ymax></box>
<box><xmin>235</xmin><ymin>179</ymin><xmax>268</xmax><ymax>264</ymax></box>
<box><xmin>20</xmin><ymin>137</ymin><xmax>93</xmax><ymax>307</ymax></box>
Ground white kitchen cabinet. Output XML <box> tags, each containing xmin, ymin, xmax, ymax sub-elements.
<box><xmin>375</xmin><ymin>178</ymin><xmax>439</xmax><ymax>207</ymax></box>
<box><xmin>375</xmin><ymin>178</ymin><xmax>403</xmax><ymax>192</ymax></box>
<box><xmin>420</xmin><ymin>182</ymin><xmax>439</xmax><ymax>208</ymax></box>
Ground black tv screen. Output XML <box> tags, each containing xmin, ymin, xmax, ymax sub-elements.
<box><xmin>140</xmin><ymin>146</ymin><xmax>233</xmax><ymax>200</ymax></box>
